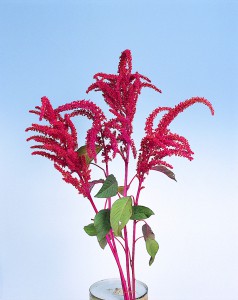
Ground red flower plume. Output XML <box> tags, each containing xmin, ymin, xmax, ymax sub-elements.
<box><xmin>26</xmin><ymin>51</ymin><xmax>214</xmax><ymax>200</ymax></box>
<box><xmin>87</xmin><ymin>49</ymin><xmax>162</xmax><ymax>159</ymax></box>
<box><xmin>137</xmin><ymin>97</ymin><xmax>214</xmax><ymax>179</ymax></box>
<box><xmin>26</xmin><ymin>96</ymin><xmax>107</xmax><ymax>197</ymax></box>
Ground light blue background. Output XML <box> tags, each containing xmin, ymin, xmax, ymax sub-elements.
<box><xmin>0</xmin><ymin>1</ymin><xmax>237</xmax><ymax>299</ymax></box>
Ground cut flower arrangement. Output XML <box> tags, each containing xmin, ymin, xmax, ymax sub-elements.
<box><xmin>26</xmin><ymin>50</ymin><xmax>214</xmax><ymax>300</ymax></box>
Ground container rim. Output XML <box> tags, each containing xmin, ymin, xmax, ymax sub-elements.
<box><xmin>89</xmin><ymin>278</ymin><xmax>148</xmax><ymax>299</ymax></box>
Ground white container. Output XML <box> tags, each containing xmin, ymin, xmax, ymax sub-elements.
<box><xmin>89</xmin><ymin>278</ymin><xmax>148</xmax><ymax>300</ymax></box>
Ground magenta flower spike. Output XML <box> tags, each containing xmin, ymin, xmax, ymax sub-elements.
<box><xmin>87</xmin><ymin>49</ymin><xmax>162</xmax><ymax>159</ymax></box>
<box><xmin>137</xmin><ymin>96</ymin><xmax>214</xmax><ymax>179</ymax></box>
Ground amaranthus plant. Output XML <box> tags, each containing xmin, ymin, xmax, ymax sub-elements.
<box><xmin>26</xmin><ymin>50</ymin><xmax>214</xmax><ymax>300</ymax></box>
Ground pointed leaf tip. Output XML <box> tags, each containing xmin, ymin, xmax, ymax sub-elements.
<box><xmin>98</xmin><ymin>237</ymin><xmax>107</xmax><ymax>249</ymax></box>
<box><xmin>95</xmin><ymin>174</ymin><xmax>118</xmax><ymax>198</ymax></box>
<box><xmin>131</xmin><ymin>205</ymin><xmax>155</xmax><ymax>220</ymax></box>
<box><xmin>146</xmin><ymin>239</ymin><xmax>159</xmax><ymax>265</ymax></box>
<box><xmin>151</xmin><ymin>165</ymin><xmax>177</xmax><ymax>181</ymax></box>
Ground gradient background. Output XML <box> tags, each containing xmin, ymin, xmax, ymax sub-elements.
<box><xmin>0</xmin><ymin>1</ymin><xmax>237</xmax><ymax>299</ymax></box>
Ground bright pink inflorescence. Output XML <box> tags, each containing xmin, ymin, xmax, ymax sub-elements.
<box><xmin>26</xmin><ymin>49</ymin><xmax>214</xmax><ymax>198</ymax></box>
<box><xmin>136</xmin><ymin>97</ymin><xmax>214</xmax><ymax>179</ymax></box>
<box><xmin>26</xmin><ymin>96</ymin><xmax>106</xmax><ymax>198</ymax></box>
<box><xmin>86</xmin><ymin>49</ymin><xmax>162</xmax><ymax>159</ymax></box>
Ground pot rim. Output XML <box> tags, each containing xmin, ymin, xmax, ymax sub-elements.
<box><xmin>89</xmin><ymin>278</ymin><xmax>148</xmax><ymax>299</ymax></box>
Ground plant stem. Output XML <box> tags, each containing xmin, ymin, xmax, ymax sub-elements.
<box><xmin>88</xmin><ymin>194</ymin><xmax>98</xmax><ymax>214</ymax></box>
<box><xmin>114</xmin><ymin>236</ymin><xmax>126</xmax><ymax>252</ymax></box>
<box><xmin>106</xmin><ymin>233</ymin><xmax>130</xmax><ymax>300</ymax></box>
<box><xmin>135</xmin><ymin>236</ymin><xmax>143</xmax><ymax>243</ymax></box>
<box><xmin>131</xmin><ymin>220</ymin><xmax>136</xmax><ymax>300</ymax></box>
<box><xmin>131</xmin><ymin>179</ymin><xmax>143</xmax><ymax>300</ymax></box>
<box><xmin>105</xmin><ymin>160</ymin><xmax>130</xmax><ymax>300</ymax></box>
<box><xmin>127</xmin><ymin>174</ymin><xmax>137</xmax><ymax>190</ymax></box>
<box><xmin>123</xmin><ymin>145</ymin><xmax>133</xmax><ymax>299</ymax></box>
<box><xmin>90</xmin><ymin>162</ymin><xmax>107</xmax><ymax>177</ymax></box>
<box><xmin>123</xmin><ymin>226</ymin><xmax>132</xmax><ymax>298</ymax></box>
<box><xmin>88</xmin><ymin>193</ymin><xmax>129</xmax><ymax>300</ymax></box>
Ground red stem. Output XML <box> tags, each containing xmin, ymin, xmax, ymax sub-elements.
<box><xmin>90</xmin><ymin>162</ymin><xmax>107</xmax><ymax>177</ymax></box>
<box><xmin>107</xmin><ymin>233</ymin><xmax>130</xmax><ymax>300</ymax></box>
<box><xmin>105</xmin><ymin>160</ymin><xmax>130</xmax><ymax>299</ymax></box>
<box><xmin>123</xmin><ymin>226</ymin><xmax>132</xmax><ymax>297</ymax></box>
<box><xmin>114</xmin><ymin>236</ymin><xmax>126</xmax><ymax>252</ymax></box>
<box><xmin>131</xmin><ymin>179</ymin><xmax>143</xmax><ymax>300</ymax></box>
<box><xmin>88</xmin><ymin>194</ymin><xmax>98</xmax><ymax>214</ymax></box>
<box><xmin>135</xmin><ymin>236</ymin><xmax>143</xmax><ymax>243</ymax></box>
<box><xmin>127</xmin><ymin>174</ymin><xmax>137</xmax><ymax>190</ymax></box>
<box><xmin>123</xmin><ymin>145</ymin><xmax>132</xmax><ymax>299</ymax></box>
<box><xmin>88</xmin><ymin>193</ymin><xmax>130</xmax><ymax>300</ymax></box>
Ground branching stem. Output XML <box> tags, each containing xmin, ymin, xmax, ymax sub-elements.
<box><xmin>90</xmin><ymin>162</ymin><xmax>107</xmax><ymax>177</ymax></box>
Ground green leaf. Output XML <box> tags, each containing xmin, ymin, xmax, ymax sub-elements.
<box><xmin>151</xmin><ymin>165</ymin><xmax>177</xmax><ymax>181</ymax></box>
<box><xmin>142</xmin><ymin>223</ymin><xmax>159</xmax><ymax>265</ymax></box>
<box><xmin>84</xmin><ymin>216</ymin><xmax>109</xmax><ymax>250</ymax></box>
<box><xmin>83</xmin><ymin>223</ymin><xmax>97</xmax><ymax>236</ymax></box>
<box><xmin>94</xmin><ymin>209</ymin><xmax>111</xmax><ymax>241</ymax></box>
<box><xmin>98</xmin><ymin>237</ymin><xmax>107</xmax><ymax>249</ymax></box>
<box><xmin>77</xmin><ymin>145</ymin><xmax>102</xmax><ymax>164</ymax></box>
<box><xmin>130</xmin><ymin>205</ymin><xmax>154</xmax><ymax>220</ymax></box>
<box><xmin>95</xmin><ymin>174</ymin><xmax>118</xmax><ymax>198</ymax></box>
<box><xmin>146</xmin><ymin>239</ymin><xmax>159</xmax><ymax>266</ymax></box>
<box><xmin>110</xmin><ymin>197</ymin><xmax>132</xmax><ymax>236</ymax></box>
